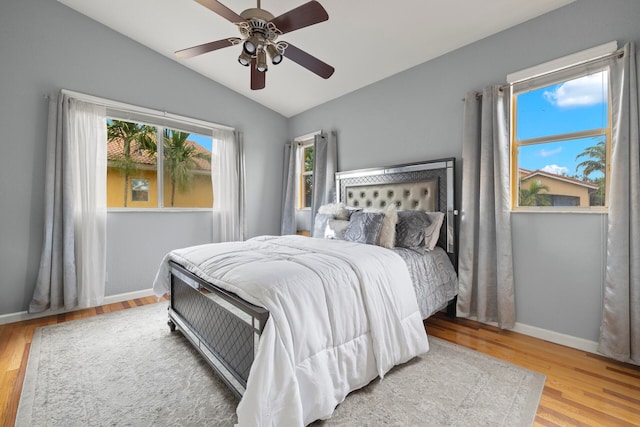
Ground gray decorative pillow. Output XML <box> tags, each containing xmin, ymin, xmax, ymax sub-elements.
<box><xmin>312</xmin><ymin>213</ymin><xmax>334</xmax><ymax>238</ymax></box>
<box><xmin>395</xmin><ymin>210</ymin><xmax>431</xmax><ymax>248</ymax></box>
<box><xmin>364</xmin><ymin>204</ymin><xmax>398</xmax><ymax>248</ymax></box>
<box><xmin>344</xmin><ymin>212</ymin><xmax>385</xmax><ymax>245</ymax></box>
<box><xmin>395</xmin><ymin>210</ymin><xmax>446</xmax><ymax>250</ymax></box>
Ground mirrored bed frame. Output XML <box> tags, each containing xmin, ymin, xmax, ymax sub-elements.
<box><xmin>165</xmin><ymin>157</ymin><xmax>458</xmax><ymax>399</ymax></box>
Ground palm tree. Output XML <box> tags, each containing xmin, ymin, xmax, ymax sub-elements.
<box><xmin>576</xmin><ymin>140</ymin><xmax>606</xmax><ymax>206</ymax></box>
<box><xmin>107</xmin><ymin>120</ymin><xmax>156</xmax><ymax>207</ymax></box>
<box><xmin>163</xmin><ymin>130</ymin><xmax>211</xmax><ymax>207</ymax></box>
<box><xmin>575</xmin><ymin>140</ymin><xmax>606</xmax><ymax>178</ymax></box>
<box><xmin>519</xmin><ymin>180</ymin><xmax>551</xmax><ymax>206</ymax></box>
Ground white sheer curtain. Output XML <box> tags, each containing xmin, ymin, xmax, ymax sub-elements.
<box><xmin>211</xmin><ymin>129</ymin><xmax>246</xmax><ymax>242</ymax></box>
<box><xmin>310</xmin><ymin>131</ymin><xmax>338</xmax><ymax>231</ymax></box>
<box><xmin>30</xmin><ymin>93</ymin><xmax>107</xmax><ymax>313</ymax></box>
<box><xmin>457</xmin><ymin>86</ymin><xmax>516</xmax><ymax>329</ymax></box>
<box><xmin>599</xmin><ymin>42</ymin><xmax>640</xmax><ymax>365</ymax></box>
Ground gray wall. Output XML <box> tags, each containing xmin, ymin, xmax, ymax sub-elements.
<box><xmin>0</xmin><ymin>0</ymin><xmax>286</xmax><ymax>315</ymax></box>
<box><xmin>288</xmin><ymin>0</ymin><xmax>640</xmax><ymax>342</ymax></box>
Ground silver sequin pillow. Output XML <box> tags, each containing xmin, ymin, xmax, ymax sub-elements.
<box><xmin>343</xmin><ymin>212</ymin><xmax>385</xmax><ymax>245</ymax></box>
<box><xmin>395</xmin><ymin>211</ymin><xmax>445</xmax><ymax>250</ymax></box>
<box><xmin>395</xmin><ymin>210</ymin><xmax>432</xmax><ymax>248</ymax></box>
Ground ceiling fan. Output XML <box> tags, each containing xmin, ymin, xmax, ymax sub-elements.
<box><xmin>176</xmin><ymin>0</ymin><xmax>335</xmax><ymax>90</ymax></box>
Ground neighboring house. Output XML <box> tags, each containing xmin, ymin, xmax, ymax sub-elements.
<box><xmin>106</xmin><ymin>138</ymin><xmax>213</xmax><ymax>208</ymax></box>
<box><xmin>518</xmin><ymin>168</ymin><xmax>599</xmax><ymax>207</ymax></box>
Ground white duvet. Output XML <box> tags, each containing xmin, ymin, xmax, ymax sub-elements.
<box><xmin>153</xmin><ymin>235</ymin><xmax>429</xmax><ymax>426</ymax></box>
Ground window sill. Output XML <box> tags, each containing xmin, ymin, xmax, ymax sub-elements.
<box><xmin>107</xmin><ymin>208</ymin><xmax>212</xmax><ymax>213</ymax></box>
<box><xmin>511</xmin><ymin>208</ymin><xmax>608</xmax><ymax>214</ymax></box>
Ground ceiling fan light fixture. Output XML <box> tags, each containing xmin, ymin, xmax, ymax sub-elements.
<box><xmin>266</xmin><ymin>44</ymin><xmax>282</xmax><ymax>65</ymax></box>
<box><xmin>256</xmin><ymin>48</ymin><xmax>268</xmax><ymax>72</ymax></box>
<box><xmin>238</xmin><ymin>50</ymin><xmax>252</xmax><ymax>66</ymax></box>
<box><xmin>243</xmin><ymin>35</ymin><xmax>260</xmax><ymax>55</ymax></box>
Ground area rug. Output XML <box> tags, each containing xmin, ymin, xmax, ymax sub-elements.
<box><xmin>16</xmin><ymin>303</ymin><xmax>545</xmax><ymax>427</ymax></box>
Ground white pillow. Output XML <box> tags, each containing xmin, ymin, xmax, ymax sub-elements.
<box><xmin>423</xmin><ymin>212</ymin><xmax>445</xmax><ymax>250</ymax></box>
<box><xmin>364</xmin><ymin>204</ymin><xmax>398</xmax><ymax>249</ymax></box>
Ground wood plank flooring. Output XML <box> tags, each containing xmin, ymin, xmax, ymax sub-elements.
<box><xmin>426</xmin><ymin>314</ymin><xmax>640</xmax><ymax>427</ymax></box>
<box><xmin>1</xmin><ymin>298</ymin><xmax>639</xmax><ymax>426</ymax></box>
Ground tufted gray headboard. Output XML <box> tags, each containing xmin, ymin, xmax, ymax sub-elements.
<box><xmin>342</xmin><ymin>180</ymin><xmax>438</xmax><ymax>212</ymax></box>
<box><xmin>336</xmin><ymin>158</ymin><xmax>457</xmax><ymax>262</ymax></box>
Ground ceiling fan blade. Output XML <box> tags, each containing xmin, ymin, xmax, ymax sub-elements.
<box><xmin>194</xmin><ymin>0</ymin><xmax>245</xmax><ymax>23</ymax></box>
<box><xmin>175</xmin><ymin>38</ymin><xmax>237</xmax><ymax>58</ymax></box>
<box><xmin>283</xmin><ymin>43</ymin><xmax>334</xmax><ymax>79</ymax></box>
<box><xmin>270</xmin><ymin>1</ymin><xmax>328</xmax><ymax>35</ymax></box>
<box><xmin>251</xmin><ymin>59</ymin><xmax>266</xmax><ymax>90</ymax></box>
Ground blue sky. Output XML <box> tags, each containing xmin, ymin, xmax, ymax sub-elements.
<box><xmin>516</xmin><ymin>71</ymin><xmax>608</xmax><ymax>178</ymax></box>
<box><xmin>185</xmin><ymin>132</ymin><xmax>213</xmax><ymax>152</ymax></box>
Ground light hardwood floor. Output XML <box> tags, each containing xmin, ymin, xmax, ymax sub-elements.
<box><xmin>1</xmin><ymin>298</ymin><xmax>639</xmax><ymax>427</ymax></box>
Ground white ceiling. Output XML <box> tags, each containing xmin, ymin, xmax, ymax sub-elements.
<box><xmin>58</xmin><ymin>0</ymin><xmax>574</xmax><ymax>117</ymax></box>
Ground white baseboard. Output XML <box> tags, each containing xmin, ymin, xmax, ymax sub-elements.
<box><xmin>460</xmin><ymin>315</ymin><xmax>599</xmax><ymax>354</ymax></box>
<box><xmin>0</xmin><ymin>288</ymin><xmax>156</xmax><ymax>326</ymax></box>
<box><xmin>512</xmin><ymin>322</ymin><xmax>599</xmax><ymax>354</ymax></box>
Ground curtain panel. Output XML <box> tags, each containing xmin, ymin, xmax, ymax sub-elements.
<box><xmin>599</xmin><ymin>42</ymin><xmax>640</xmax><ymax>365</ymax></box>
<box><xmin>310</xmin><ymin>131</ymin><xmax>338</xmax><ymax>231</ymax></box>
<box><xmin>211</xmin><ymin>129</ymin><xmax>246</xmax><ymax>242</ymax></box>
<box><xmin>280</xmin><ymin>131</ymin><xmax>338</xmax><ymax>235</ymax></box>
<box><xmin>457</xmin><ymin>86</ymin><xmax>516</xmax><ymax>329</ymax></box>
<box><xmin>30</xmin><ymin>93</ymin><xmax>107</xmax><ymax>313</ymax></box>
<box><xmin>281</xmin><ymin>142</ymin><xmax>298</xmax><ymax>235</ymax></box>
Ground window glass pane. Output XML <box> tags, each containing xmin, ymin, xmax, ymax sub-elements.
<box><xmin>304</xmin><ymin>175</ymin><xmax>313</xmax><ymax>208</ymax></box>
<box><xmin>304</xmin><ymin>146</ymin><xmax>314</xmax><ymax>172</ymax></box>
<box><xmin>107</xmin><ymin>118</ymin><xmax>158</xmax><ymax>208</ymax></box>
<box><xmin>517</xmin><ymin>137</ymin><xmax>606</xmax><ymax>207</ymax></box>
<box><xmin>163</xmin><ymin>129</ymin><xmax>212</xmax><ymax>208</ymax></box>
<box><xmin>516</xmin><ymin>70</ymin><xmax>608</xmax><ymax>141</ymax></box>
<box><xmin>131</xmin><ymin>179</ymin><xmax>149</xmax><ymax>202</ymax></box>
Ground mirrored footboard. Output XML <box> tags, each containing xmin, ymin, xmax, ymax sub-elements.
<box><xmin>167</xmin><ymin>261</ymin><xmax>269</xmax><ymax>398</ymax></box>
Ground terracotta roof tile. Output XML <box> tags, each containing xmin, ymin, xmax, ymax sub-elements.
<box><xmin>107</xmin><ymin>138</ymin><xmax>211</xmax><ymax>171</ymax></box>
<box><xmin>518</xmin><ymin>168</ymin><xmax>599</xmax><ymax>189</ymax></box>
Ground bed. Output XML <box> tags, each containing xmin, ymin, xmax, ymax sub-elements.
<box><xmin>152</xmin><ymin>158</ymin><xmax>458</xmax><ymax>426</ymax></box>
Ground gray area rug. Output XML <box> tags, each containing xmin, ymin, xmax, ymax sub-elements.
<box><xmin>16</xmin><ymin>303</ymin><xmax>545</xmax><ymax>426</ymax></box>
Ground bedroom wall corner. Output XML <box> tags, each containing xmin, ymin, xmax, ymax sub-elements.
<box><xmin>0</xmin><ymin>0</ymin><xmax>287</xmax><ymax>316</ymax></box>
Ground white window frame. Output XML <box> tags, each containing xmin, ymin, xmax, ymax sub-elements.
<box><xmin>294</xmin><ymin>131</ymin><xmax>320</xmax><ymax>211</ymax></box>
<box><xmin>298</xmin><ymin>141</ymin><xmax>314</xmax><ymax>210</ymax></box>
<box><xmin>509</xmin><ymin>51</ymin><xmax>614</xmax><ymax>213</ymax></box>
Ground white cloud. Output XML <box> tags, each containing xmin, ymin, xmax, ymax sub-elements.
<box><xmin>541</xmin><ymin>164</ymin><xmax>568</xmax><ymax>176</ymax></box>
<box><xmin>543</xmin><ymin>73</ymin><xmax>608</xmax><ymax>107</ymax></box>
<box><xmin>539</xmin><ymin>147</ymin><xmax>562</xmax><ymax>157</ymax></box>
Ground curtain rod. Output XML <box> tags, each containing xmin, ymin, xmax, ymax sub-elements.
<box><xmin>55</xmin><ymin>89</ymin><xmax>235</xmax><ymax>132</ymax></box>
<box><xmin>462</xmin><ymin>46</ymin><xmax>626</xmax><ymax>102</ymax></box>
<box><xmin>294</xmin><ymin>130</ymin><xmax>322</xmax><ymax>142</ymax></box>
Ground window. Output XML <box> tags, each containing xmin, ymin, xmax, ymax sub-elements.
<box><xmin>106</xmin><ymin>118</ymin><xmax>213</xmax><ymax>209</ymax></box>
<box><xmin>511</xmin><ymin>66</ymin><xmax>610</xmax><ymax>210</ymax></box>
<box><xmin>299</xmin><ymin>142</ymin><xmax>314</xmax><ymax>209</ymax></box>
<box><xmin>131</xmin><ymin>179</ymin><xmax>149</xmax><ymax>202</ymax></box>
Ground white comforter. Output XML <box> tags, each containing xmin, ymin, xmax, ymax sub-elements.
<box><xmin>153</xmin><ymin>235</ymin><xmax>429</xmax><ymax>426</ymax></box>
